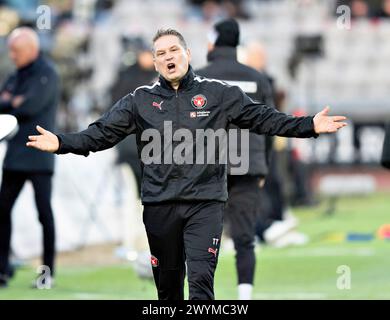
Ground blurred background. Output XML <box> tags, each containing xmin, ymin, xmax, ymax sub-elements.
<box><xmin>0</xmin><ymin>0</ymin><xmax>389</xmax><ymax>299</ymax></box>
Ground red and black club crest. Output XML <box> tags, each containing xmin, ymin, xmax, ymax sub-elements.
<box><xmin>191</xmin><ymin>94</ymin><xmax>207</xmax><ymax>109</ymax></box>
<box><xmin>151</xmin><ymin>255</ymin><xmax>159</xmax><ymax>267</ymax></box>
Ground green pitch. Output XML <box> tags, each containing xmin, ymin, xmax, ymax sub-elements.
<box><xmin>1</xmin><ymin>193</ymin><xmax>389</xmax><ymax>300</ymax></box>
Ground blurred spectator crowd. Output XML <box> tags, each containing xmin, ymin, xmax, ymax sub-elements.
<box><xmin>0</xmin><ymin>0</ymin><xmax>388</xmax><ymax>157</ymax></box>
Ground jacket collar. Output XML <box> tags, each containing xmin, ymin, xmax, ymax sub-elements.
<box><xmin>158</xmin><ymin>65</ymin><xmax>195</xmax><ymax>92</ymax></box>
<box><xmin>207</xmin><ymin>46</ymin><xmax>237</xmax><ymax>62</ymax></box>
<box><xmin>17</xmin><ymin>54</ymin><xmax>43</xmax><ymax>76</ymax></box>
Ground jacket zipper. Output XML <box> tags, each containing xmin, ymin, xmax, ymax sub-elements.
<box><xmin>174</xmin><ymin>90</ymin><xmax>181</xmax><ymax>197</ymax></box>
<box><xmin>175</xmin><ymin>89</ymin><xmax>179</xmax><ymax>126</ymax></box>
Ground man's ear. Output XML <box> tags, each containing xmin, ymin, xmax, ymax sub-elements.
<box><xmin>153</xmin><ymin>58</ymin><xmax>158</xmax><ymax>72</ymax></box>
<box><xmin>187</xmin><ymin>48</ymin><xmax>192</xmax><ymax>63</ymax></box>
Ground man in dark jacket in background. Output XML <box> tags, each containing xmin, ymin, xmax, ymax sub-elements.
<box><xmin>196</xmin><ymin>18</ymin><xmax>274</xmax><ymax>299</ymax></box>
<box><xmin>0</xmin><ymin>27</ymin><xmax>59</xmax><ymax>288</ymax></box>
<box><xmin>110</xmin><ymin>41</ymin><xmax>157</xmax><ymax>193</ymax></box>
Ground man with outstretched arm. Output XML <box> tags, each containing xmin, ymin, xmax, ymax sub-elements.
<box><xmin>26</xmin><ymin>29</ymin><xmax>346</xmax><ymax>300</ymax></box>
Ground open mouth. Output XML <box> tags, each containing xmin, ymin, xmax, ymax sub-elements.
<box><xmin>167</xmin><ymin>63</ymin><xmax>176</xmax><ymax>73</ymax></box>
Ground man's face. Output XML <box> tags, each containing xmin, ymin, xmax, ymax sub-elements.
<box><xmin>8</xmin><ymin>39</ymin><xmax>33</xmax><ymax>68</ymax></box>
<box><xmin>153</xmin><ymin>35</ymin><xmax>191</xmax><ymax>84</ymax></box>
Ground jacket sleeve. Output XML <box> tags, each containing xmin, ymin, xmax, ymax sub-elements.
<box><xmin>223</xmin><ymin>85</ymin><xmax>318</xmax><ymax>138</ymax></box>
<box><xmin>7</xmin><ymin>70</ymin><xmax>58</xmax><ymax>119</ymax></box>
<box><xmin>56</xmin><ymin>94</ymin><xmax>137</xmax><ymax>156</ymax></box>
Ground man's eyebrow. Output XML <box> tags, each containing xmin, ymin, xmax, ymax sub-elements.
<box><xmin>155</xmin><ymin>45</ymin><xmax>179</xmax><ymax>54</ymax></box>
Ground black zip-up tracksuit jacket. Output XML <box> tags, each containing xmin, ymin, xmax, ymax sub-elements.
<box><xmin>57</xmin><ymin>67</ymin><xmax>317</xmax><ymax>203</ymax></box>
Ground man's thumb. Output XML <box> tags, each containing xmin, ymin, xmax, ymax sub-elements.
<box><xmin>36</xmin><ymin>125</ymin><xmax>46</xmax><ymax>135</ymax></box>
<box><xmin>320</xmin><ymin>106</ymin><xmax>330</xmax><ymax>116</ymax></box>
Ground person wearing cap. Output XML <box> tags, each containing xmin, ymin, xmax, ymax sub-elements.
<box><xmin>0</xmin><ymin>27</ymin><xmax>59</xmax><ymax>288</ymax></box>
<box><xmin>196</xmin><ymin>18</ymin><xmax>275</xmax><ymax>300</ymax></box>
<box><xmin>26</xmin><ymin>28</ymin><xmax>347</xmax><ymax>300</ymax></box>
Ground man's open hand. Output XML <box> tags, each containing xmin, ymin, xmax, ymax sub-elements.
<box><xmin>26</xmin><ymin>125</ymin><xmax>59</xmax><ymax>153</ymax></box>
<box><xmin>313</xmin><ymin>106</ymin><xmax>347</xmax><ymax>134</ymax></box>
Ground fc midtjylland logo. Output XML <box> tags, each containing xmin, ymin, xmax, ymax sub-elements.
<box><xmin>151</xmin><ymin>255</ymin><xmax>159</xmax><ymax>267</ymax></box>
<box><xmin>191</xmin><ymin>94</ymin><xmax>207</xmax><ymax>109</ymax></box>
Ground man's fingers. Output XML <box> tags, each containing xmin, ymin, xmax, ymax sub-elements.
<box><xmin>27</xmin><ymin>141</ymin><xmax>46</xmax><ymax>151</ymax></box>
<box><xmin>26</xmin><ymin>141</ymin><xmax>38</xmax><ymax>148</ymax></box>
<box><xmin>36</xmin><ymin>125</ymin><xmax>46</xmax><ymax>135</ymax></box>
<box><xmin>332</xmin><ymin>116</ymin><xmax>347</xmax><ymax>122</ymax></box>
<box><xmin>28</xmin><ymin>135</ymin><xmax>38</xmax><ymax>141</ymax></box>
<box><xmin>331</xmin><ymin>122</ymin><xmax>347</xmax><ymax>131</ymax></box>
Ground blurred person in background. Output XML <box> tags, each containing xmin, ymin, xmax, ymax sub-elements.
<box><xmin>0</xmin><ymin>5</ymin><xmax>20</xmax><ymax>84</ymax></box>
<box><xmin>336</xmin><ymin>0</ymin><xmax>388</xmax><ymax>18</ymax></box>
<box><xmin>381</xmin><ymin>123</ymin><xmax>390</xmax><ymax>169</ymax></box>
<box><xmin>196</xmin><ymin>18</ymin><xmax>274</xmax><ymax>300</ymax></box>
<box><xmin>288</xmin><ymin>109</ymin><xmax>316</xmax><ymax>207</ymax></box>
<box><xmin>0</xmin><ymin>27</ymin><xmax>59</xmax><ymax>288</ymax></box>
<box><xmin>376</xmin><ymin>0</ymin><xmax>390</xmax><ymax>18</ymax></box>
<box><xmin>109</xmin><ymin>37</ymin><xmax>157</xmax><ymax>267</ymax></box>
<box><xmin>110</xmin><ymin>38</ymin><xmax>157</xmax><ymax>194</ymax></box>
<box><xmin>244</xmin><ymin>41</ymin><xmax>309</xmax><ymax>248</ymax></box>
<box><xmin>0</xmin><ymin>0</ymin><xmax>39</xmax><ymax>23</ymax></box>
<box><xmin>186</xmin><ymin>0</ymin><xmax>250</xmax><ymax>21</ymax></box>
<box><xmin>89</xmin><ymin>0</ymin><xmax>121</xmax><ymax>112</ymax></box>
<box><xmin>350</xmin><ymin>0</ymin><xmax>370</xmax><ymax>19</ymax></box>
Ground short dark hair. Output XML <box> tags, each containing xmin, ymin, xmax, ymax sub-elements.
<box><xmin>152</xmin><ymin>29</ymin><xmax>187</xmax><ymax>50</ymax></box>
